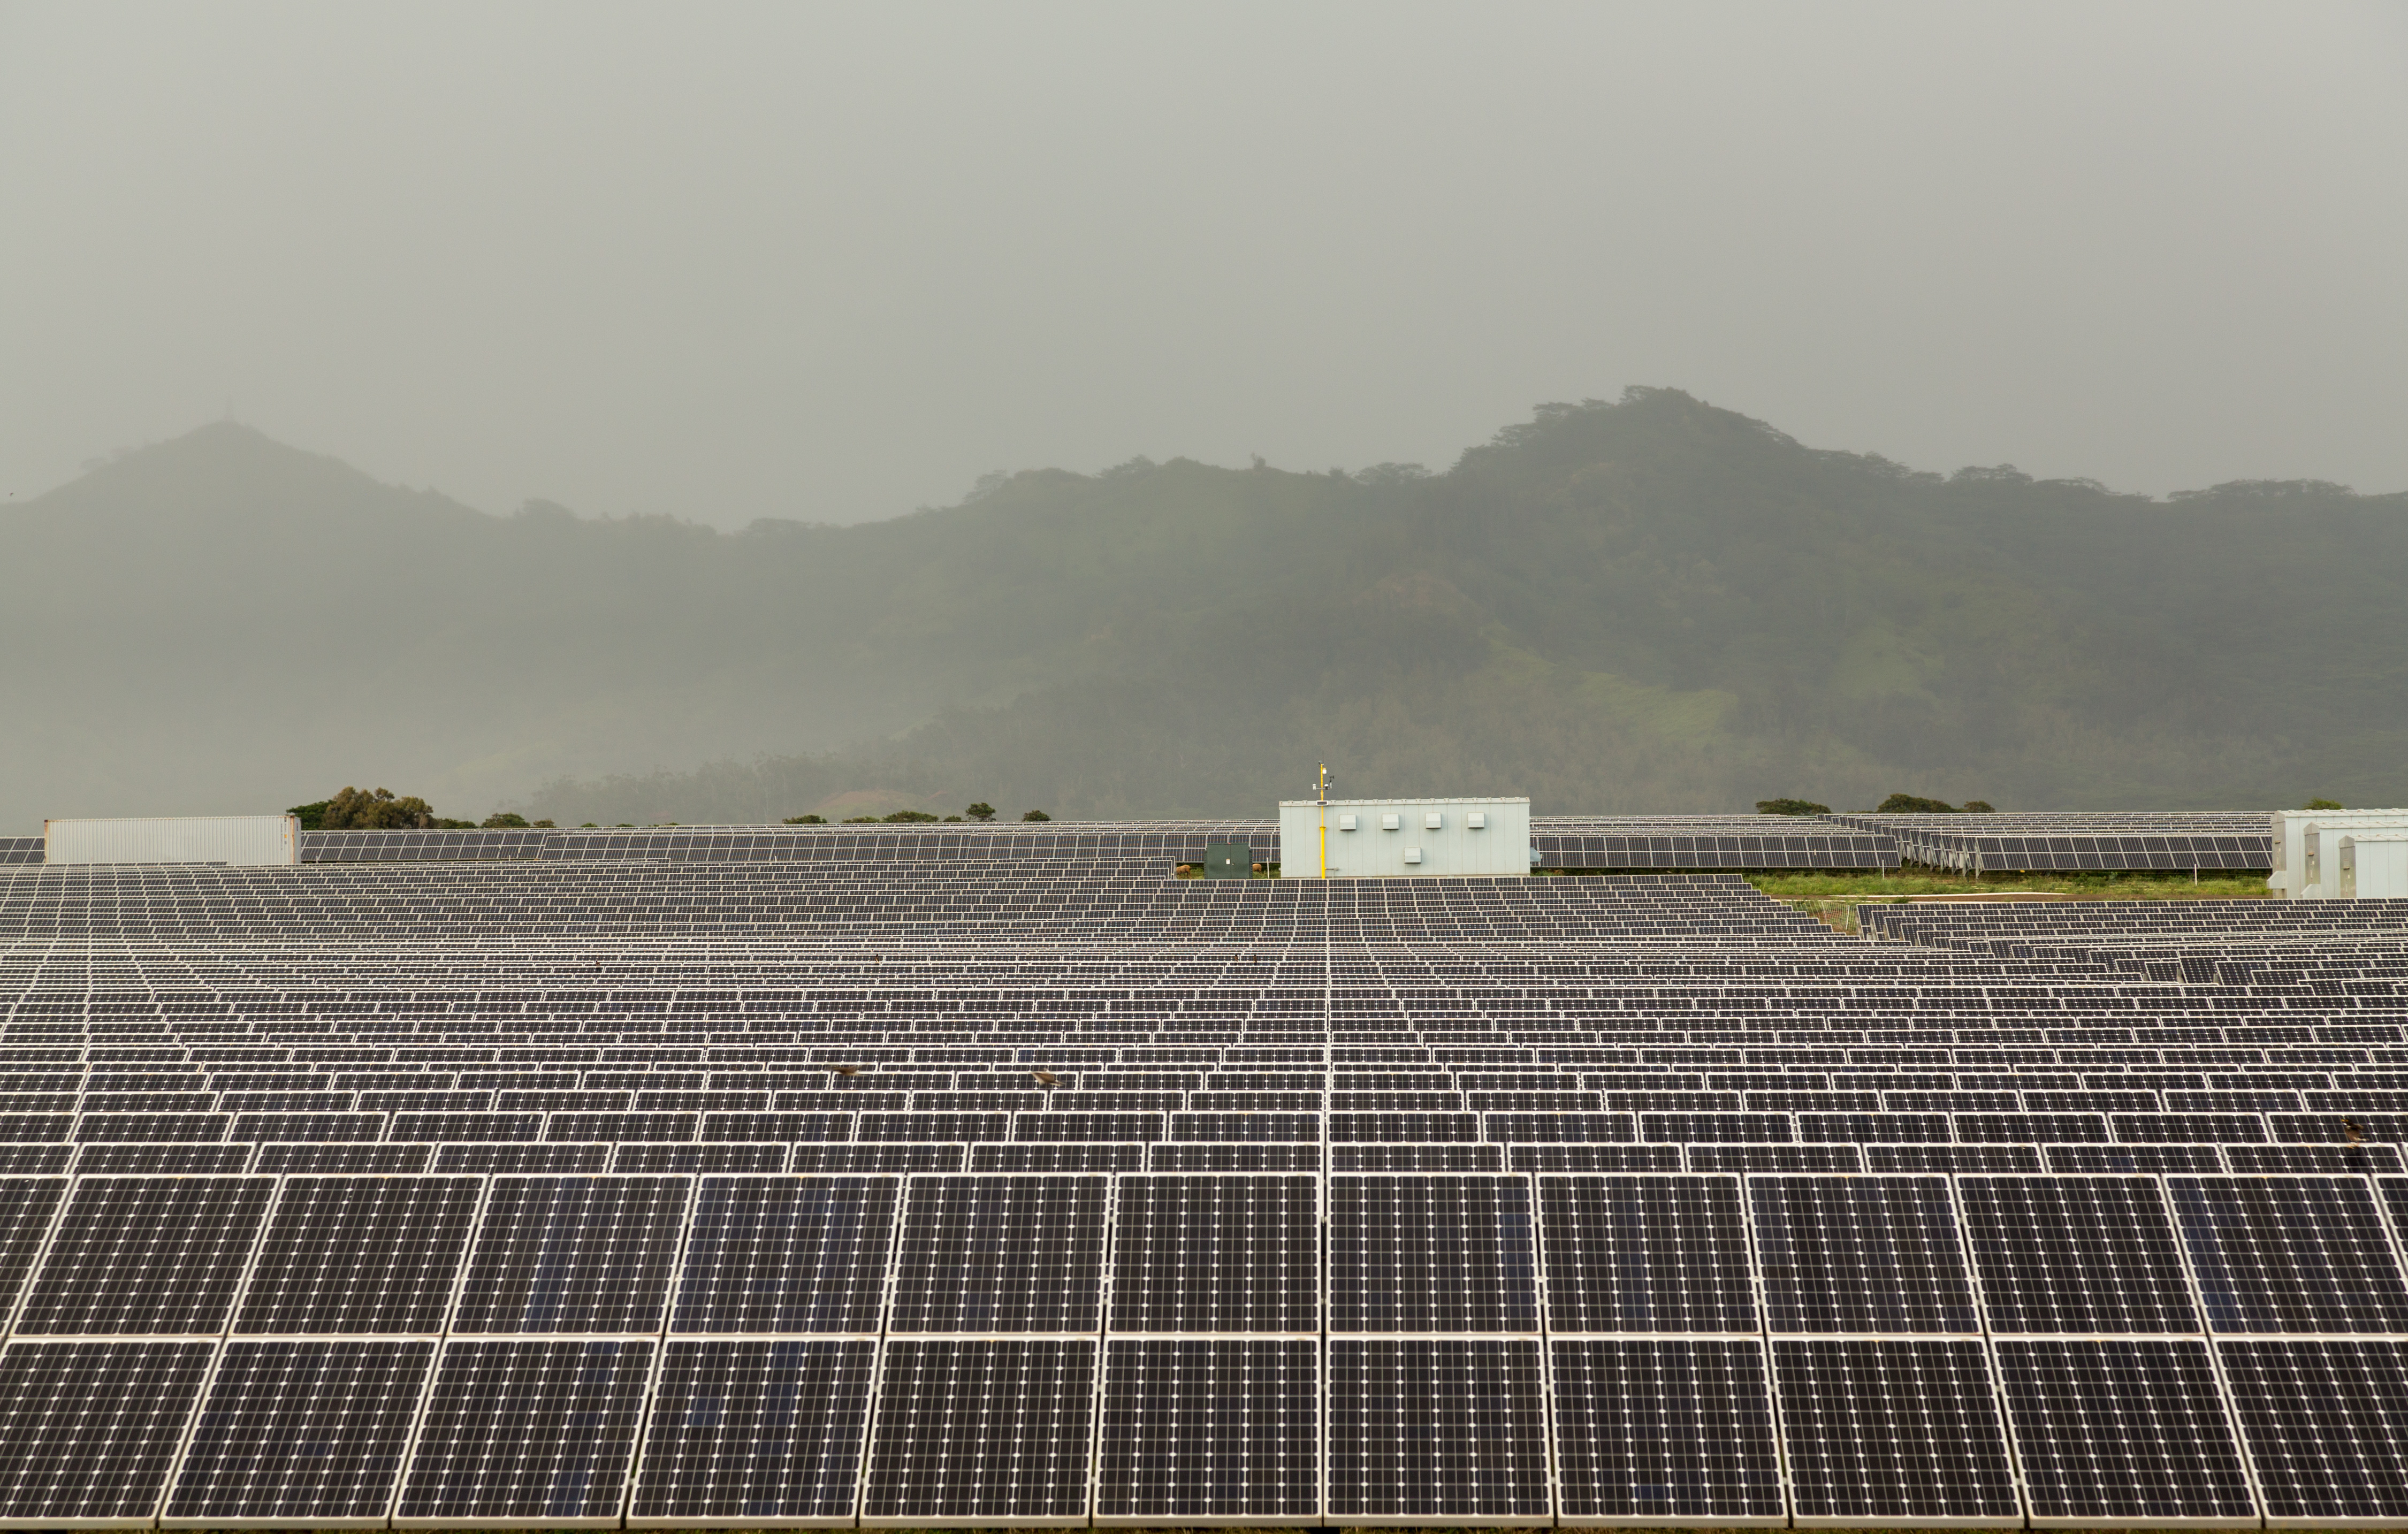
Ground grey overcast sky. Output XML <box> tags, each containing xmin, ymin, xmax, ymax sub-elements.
<box><xmin>3</xmin><ymin>1</ymin><xmax>2404</xmax><ymax>527</ymax></box>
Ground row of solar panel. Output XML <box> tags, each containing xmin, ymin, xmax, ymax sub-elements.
<box><xmin>25</xmin><ymin>1331</ymin><xmax>2408</xmax><ymax>1526</ymax></box>
<box><xmin>2</xmin><ymin>1136</ymin><xmax>2396</xmax><ymax>1177</ymax></box>
<box><xmin>19</xmin><ymin>1087</ymin><xmax>2408</xmax><ymax>1115</ymax></box>
<box><xmin>3</xmin><ymin>1171</ymin><xmax>2406</xmax><ymax>1337</ymax></box>
<box><xmin>4</xmin><ymin>1108</ymin><xmax>2399</xmax><ymax>1148</ymax></box>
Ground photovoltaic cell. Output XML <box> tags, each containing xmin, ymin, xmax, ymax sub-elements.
<box><xmin>1772</xmin><ymin>1338</ymin><xmax>2021</xmax><ymax>1523</ymax></box>
<box><xmin>1109</xmin><ymin>1175</ymin><xmax>1317</xmax><ymax>1332</ymax></box>
<box><xmin>1328</xmin><ymin>1174</ymin><xmax>1538</xmax><ymax>1333</ymax></box>
<box><xmin>670</xmin><ymin>1175</ymin><xmax>899</xmax><ymax>1333</ymax></box>
<box><xmin>234</xmin><ymin>1176</ymin><xmax>482</xmax><ymax>1334</ymax></box>
<box><xmin>1549</xmin><ymin>1339</ymin><xmax>1784</xmax><ymax>1522</ymax></box>
<box><xmin>2170</xmin><ymin>1176</ymin><xmax>2408</xmax><ymax>1332</ymax></box>
<box><xmin>0</xmin><ymin>1339</ymin><xmax>216</xmax><ymax>1524</ymax></box>
<box><xmin>1749</xmin><ymin>1176</ymin><xmax>1979</xmax><ymax>1333</ymax></box>
<box><xmin>1095</xmin><ymin>1338</ymin><xmax>1319</xmax><ymax>1522</ymax></box>
<box><xmin>1992</xmin><ymin>1339</ymin><xmax>2254</xmax><ymax>1523</ymax></box>
<box><xmin>2218</xmin><ymin>1338</ymin><xmax>2408</xmax><ymax>1521</ymax></box>
<box><xmin>450</xmin><ymin>1175</ymin><xmax>690</xmax><ymax>1333</ymax></box>
<box><xmin>1327</xmin><ymin>1338</ymin><xmax>1551</xmax><ymax>1521</ymax></box>
<box><xmin>631</xmin><ymin>1338</ymin><xmax>878</xmax><ymax>1525</ymax></box>
<box><xmin>862</xmin><ymin>1338</ymin><xmax>1096</xmax><ymax>1523</ymax></box>
<box><xmin>1536</xmin><ymin>1174</ymin><xmax>1758</xmax><ymax>1333</ymax></box>
<box><xmin>16</xmin><ymin>1175</ymin><xmax>276</xmax><ymax>1334</ymax></box>
<box><xmin>1956</xmin><ymin>1176</ymin><xmax>2198</xmax><ymax>1334</ymax></box>
<box><xmin>397</xmin><ymin>1339</ymin><xmax>652</xmax><ymax>1523</ymax></box>
<box><xmin>164</xmin><ymin>1338</ymin><xmax>437</xmax><ymax>1524</ymax></box>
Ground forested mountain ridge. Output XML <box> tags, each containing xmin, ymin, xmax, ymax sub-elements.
<box><xmin>2</xmin><ymin>390</ymin><xmax>2399</xmax><ymax>831</ymax></box>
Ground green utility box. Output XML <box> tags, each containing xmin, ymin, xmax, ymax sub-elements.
<box><xmin>1203</xmin><ymin>842</ymin><xmax>1253</xmax><ymax>879</ymax></box>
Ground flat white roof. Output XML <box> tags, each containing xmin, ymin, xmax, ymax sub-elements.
<box><xmin>1277</xmin><ymin>796</ymin><xmax>1528</xmax><ymax>807</ymax></box>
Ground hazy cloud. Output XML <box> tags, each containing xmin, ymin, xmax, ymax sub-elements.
<box><xmin>3</xmin><ymin>0</ymin><xmax>2404</xmax><ymax>525</ymax></box>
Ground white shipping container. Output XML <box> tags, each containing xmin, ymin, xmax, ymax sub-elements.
<box><xmin>2270</xmin><ymin>809</ymin><xmax>2408</xmax><ymax>897</ymax></box>
<box><xmin>45</xmin><ymin>815</ymin><xmax>300</xmax><ymax>866</ymax></box>
<box><xmin>1279</xmin><ymin>796</ymin><xmax>1529</xmax><ymax>878</ymax></box>
<box><xmin>2341</xmin><ymin>834</ymin><xmax>2408</xmax><ymax>899</ymax></box>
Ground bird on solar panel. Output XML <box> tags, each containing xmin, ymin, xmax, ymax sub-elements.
<box><xmin>1031</xmin><ymin>1070</ymin><xmax>1060</xmax><ymax>1088</ymax></box>
<box><xmin>2345</xmin><ymin>1116</ymin><xmax>2368</xmax><ymax>1144</ymax></box>
<box><xmin>829</xmin><ymin>1064</ymin><xmax>865</xmax><ymax>1077</ymax></box>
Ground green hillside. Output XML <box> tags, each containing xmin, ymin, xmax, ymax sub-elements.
<box><xmin>2</xmin><ymin>390</ymin><xmax>2400</xmax><ymax>831</ymax></box>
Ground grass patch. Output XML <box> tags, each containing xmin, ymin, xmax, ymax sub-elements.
<box><xmin>1747</xmin><ymin>868</ymin><xmax>2272</xmax><ymax>901</ymax></box>
<box><xmin>1740</xmin><ymin>867</ymin><xmax>2270</xmax><ymax>933</ymax></box>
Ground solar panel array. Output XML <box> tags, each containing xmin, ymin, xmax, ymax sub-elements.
<box><xmin>0</xmin><ymin>840</ymin><xmax>2401</xmax><ymax>1526</ymax></box>
<box><xmin>1829</xmin><ymin>810</ymin><xmax>2274</xmax><ymax>873</ymax></box>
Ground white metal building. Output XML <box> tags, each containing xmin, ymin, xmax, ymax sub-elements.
<box><xmin>2269</xmin><ymin>810</ymin><xmax>2408</xmax><ymax>897</ymax></box>
<box><xmin>1277</xmin><ymin>797</ymin><xmax>1530</xmax><ymax>878</ymax></box>
<box><xmin>2341</xmin><ymin>833</ymin><xmax>2408</xmax><ymax>899</ymax></box>
<box><xmin>45</xmin><ymin>815</ymin><xmax>301</xmax><ymax>866</ymax></box>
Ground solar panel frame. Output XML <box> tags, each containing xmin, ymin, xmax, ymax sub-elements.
<box><xmin>232</xmin><ymin>1176</ymin><xmax>485</xmax><ymax>1335</ymax></box>
<box><xmin>160</xmin><ymin>1337</ymin><xmax>441</xmax><ymax>1529</ymax></box>
<box><xmin>1092</xmin><ymin>1335</ymin><xmax>1321</xmax><ymax>1526</ymax></box>
<box><xmin>0</xmin><ymin>1337</ymin><xmax>219</xmax><ymax>1529</ymax></box>
<box><xmin>2216</xmin><ymin>1337</ymin><xmax>2408</xmax><ymax>1525</ymax></box>
<box><xmin>1324</xmin><ymin>1335</ymin><xmax>1554</xmax><ymax>1526</ymax></box>
<box><xmin>858</xmin><ymin>1336</ymin><xmax>1099</xmax><ymax>1527</ymax></box>
<box><xmin>668</xmin><ymin>1174</ymin><xmax>901</xmax><ymax>1334</ymax></box>
<box><xmin>1547</xmin><ymin>1336</ymin><xmax>1787</xmax><ymax>1527</ymax></box>
<box><xmin>13</xmin><ymin>1174</ymin><xmax>278</xmax><ymax>1337</ymax></box>
<box><xmin>1327</xmin><ymin>1173</ymin><xmax>1542</xmax><ymax>1334</ymax></box>
<box><xmin>391</xmin><ymin>1336</ymin><xmax>656</xmax><ymax>1529</ymax></box>
<box><xmin>446</xmin><ymin>1174</ymin><xmax>696</xmax><ymax>1335</ymax></box>
<box><xmin>1770</xmin><ymin>1336</ymin><xmax>2024</xmax><ymax>1527</ymax></box>
<box><xmin>627</xmin><ymin>1335</ymin><xmax>880</xmax><ymax>1528</ymax></box>
<box><xmin>1990</xmin><ymin>1337</ymin><xmax>2258</xmax><ymax>1529</ymax></box>
<box><xmin>884</xmin><ymin>1173</ymin><xmax>1112</xmax><ymax>1335</ymax></box>
<box><xmin>1534</xmin><ymin>1172</ymin><xmax>1760</xmax><ymax>1334</ymax></box>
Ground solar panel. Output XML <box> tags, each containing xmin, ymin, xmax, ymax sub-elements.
<box><xmin>2170</xmin><ymin>1176</ymin><xmax>2408</xmax><ymax>1332</ymax></box>
<box><xmin>1325</xmin><ymin>1338</ymin><xmax>1551</xmax><ymax>1521</ymax></box>
<box><xmin>0</xmin><ymin>1339</ymin><xmax>216</xmax><ymax>1523</ymax></box>
<box><xmin>670</xmin><ymin>1174</ymin><xmax>899</xmax><ymax>1332</ymax></box>
<box><xmin>1536</xmin><ymin>1173</ymin><xmax>1757</xmax><ymax>1332</ymax></box>
<box><xmin>631</xmin><ymin>1338</ymin><xmax>878</xmax><ymax>1524</ymax></box>
<box><xmin>2218</xmin><ymin>1338</ymin><xmax>2408</xmax><ymax>1521</ymax></box>
<box><xmin>15</xmin><ymin>1175</ymin><xmax>276</xmax><ymax>1334</ymax></box>
<box><xmin>1956</xmin><ymin>1175</ymin><xmax>2198</xmax><ymax>1333</ymax></box>
<box><xmin>1748</xmin><ymin>1176</ymin><xmax>1979</xmax><ymax>1333</ymax></box>
<box><xmin>861</xmin><ymin>1338</ymin><xmax>1096</xmax><ymax>1522</ymax></box>
<box><xmin>1549</xmin><ymin>1338</ymin><xmax>1784</xmax><ymax>1522</ymax></box>
<box><xmin>165</xmin><ymin>1338</ymin><xmax>437</xmax><ymax>1523</ymax></box>
<box><xmin>1328</xmin><ymin>1174</ymin><xmax>1539</xmax><ymax>1332</ymax></box>
<box><xmin>232</xmin><ymin>1174</ymin><xmax>481</xmax><ymax>1334</ymax></box>
<box><xmin>1095</xmin><ymin>1338</ymin><xmax>1319</xmax><ymax>1522</ymax></box>
<box><xmin>449</xmin><ymin>1175</ymin><xmax>690</xmax><ymax>1333</ymax></box>
<box><xmin>1772</xmin><ymin>1338</ymin><xmax>2021</xmax><ymax>1522</ymax></box>
<box><xmin>0</xmin><ymin>1178</ymin><xmax>65</xmax><ymax>1321</ymax></box>
<box><xmin>397</xmin><ymin>1338</ymin><xmax>652</xmax><ymax>1522</ymax></box>
<box><xmin>1992</xmin><ymin>1339</ymin><xmax>2255</xmax><ymax>1523</ymax></box>
<box><xmin>1109</xmin><ymin>1174</ymin><xmax>1317</xmax><ymax>1332</ymax></box>
<box><xmin>885</xmin><ymin>1174</ymin><xmax>1110</xmax><ymax>1333</ymax></box>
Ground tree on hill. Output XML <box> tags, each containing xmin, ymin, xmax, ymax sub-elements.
<box><xmin>964</xmin><ymin>803</ymin><xmax>996</xmax><ymax>821</ymax></box>
<box><xmin>882</xmin><ymin>810</ymin><xmax>940</xmax><ymax>822</ymax></box>
<box><xmin>1022</xmin><ymin>810</ymin><xmax>1050</xmax><ymax>821</ymax></box>
<box><xmin>1756</xmin><ymin>798</ymin><xmax>1830</xmax><ymax>816</ymax></box>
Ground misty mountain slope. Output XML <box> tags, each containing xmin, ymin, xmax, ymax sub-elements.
<box><xmin>3</xmin><ymin>395</ymin><xmax>2401</xmax><ymax>832</ymax></box>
